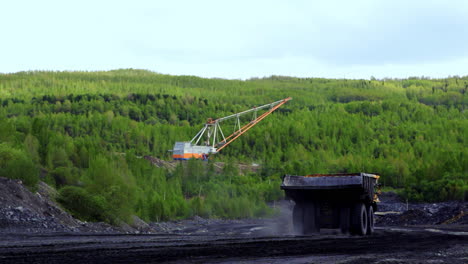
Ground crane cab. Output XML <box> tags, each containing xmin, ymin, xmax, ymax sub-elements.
<box><xmin>172</xmin><ymin>142</ymin><xmax>216</xmax><ymax>160</ymax></box>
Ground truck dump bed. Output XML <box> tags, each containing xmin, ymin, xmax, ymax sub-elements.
<box><xmin>282</xmin><ymin>173</ymin><xmax>379</xmax><ymax>190</ymax></box>
<box><xmin>281</xmin><ymin>173</ymin><xmax>380</xmax><ymax>203</ymax></box>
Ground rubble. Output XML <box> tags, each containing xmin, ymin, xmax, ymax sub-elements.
<box><xmin>0</xmin><ymin>177</ymin><xmax>78</xmax><ymax>233</ymax></box>
<box><xmin>0</xmin><ymin>177</ymin><xmax>155</xmax><ymax>234</ymax></box>
<box><xmin>376</xmin><ymin>191</ymin><xmax>467</xmax><ymax>226</ymax></box>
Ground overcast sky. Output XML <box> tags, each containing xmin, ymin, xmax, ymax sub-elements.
<box><xmin>1</xmin><ymin>0</ymin><xmax>468</xmax><ymax>79</ymax></box>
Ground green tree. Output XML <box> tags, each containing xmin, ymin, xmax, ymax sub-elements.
<box><xmin>0</xmin><ymin>143</ymin><xmax>39</xmax><ymax>188</ymax></box>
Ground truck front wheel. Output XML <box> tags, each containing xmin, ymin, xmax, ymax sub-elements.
<box><xmin>350</xmin><ymin>203</ymin><xmax>367</xmax><ymax>236</ymax></box>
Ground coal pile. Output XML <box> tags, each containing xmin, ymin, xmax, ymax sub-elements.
<box><xmin>376</xmin><ymin>191</ymin><xmax>467</xmax><ymax>226</ymax></box>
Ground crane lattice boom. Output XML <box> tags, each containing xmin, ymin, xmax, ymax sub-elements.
<box><xmin>172</xmin><ymin>97</ymin><xmax>291</xmax><ymax>160</ymax></box>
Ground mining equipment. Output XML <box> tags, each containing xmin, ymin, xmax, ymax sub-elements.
<box><xmin>281</xmin><ymin>173</ymin><xmax>380</xmax><ymax>236</ymax></box>
<box><xmin>172</xmin><ymin>97</ymin><xmax>292</xmax><ymax>160</ymax></box>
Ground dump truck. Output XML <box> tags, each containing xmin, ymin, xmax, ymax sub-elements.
<box><xmin>281</xmin><ymin>173</ymin><xmax>380</xmax><ymax>236</ymax></box>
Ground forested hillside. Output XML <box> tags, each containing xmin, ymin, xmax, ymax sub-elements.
<box><xmin>0</xmin><ymin>70</ymin><xmax>466</xmax><ymax>224</ymax></box>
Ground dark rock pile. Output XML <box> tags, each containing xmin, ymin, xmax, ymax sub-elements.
<box><xmin>0</xmin><ymin>205</ymin><xmax>72</xmax><ymax>232</ymax></box>
<box><xmin>0</xmin><ymin>177</ymin><xmax>78</xmax><ymax>233</ymax></box>
<box><xmin>376</xmin><ymin>191</ymin><xmax>467</xmax><ymax>226</ymax></box>
<box><xmin>0</xmin><ymin>177</ymin><xmax>157</xmax><ymax>234</ymax></box>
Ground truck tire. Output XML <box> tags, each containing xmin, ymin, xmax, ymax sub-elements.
<box><xmin>367</xmin><ymin>205</ymin><xmax>375</xmax><ymax>235</ymax></box>
<box><xmin>303</xmin><ymin>202</ymin><xmax>320</xmax><ymax>234</ymax></box>
<box><xmin>292</xmin><ymin>203</ymin><xmax>304</xmax><ymax>235</ymax></box>
<box><xmin>350</xmin><ymin>203</ymin><xmax>367</xmax><ymax>236</ymax></box>
<box><xmin>340</xmin><ymin>207</ymin><xmax>350</xmax><ymax>234</ymax></box>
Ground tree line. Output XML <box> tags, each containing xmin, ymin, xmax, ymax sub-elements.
<box><xmin>0</xmin><ymin>70</ymin><xmax>466</xmax><ymax>224</ymax></box>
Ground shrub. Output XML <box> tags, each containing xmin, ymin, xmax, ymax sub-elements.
<box><xmin>189</xmin><ymin>196</ymin><xmax>210</xmax><ymax>218</ymax></box>
<box><xmin>0</xmin><ymin>143</ymin><xmax>38</xmax><ymax>188</ymax></box>
<box><xmin>402</xmin><ymin>173</ymin><xmax>467</xmax><ymax>202</ymax></box>
<box><xmin>50</xmin><ymin>166</ymin><xmax>79</xmax><ymax>187</ymax></box>
<box><xmin>57</xmin><ymin>186</ymin><xmax>115</xmax><ymax>223</ymax></box>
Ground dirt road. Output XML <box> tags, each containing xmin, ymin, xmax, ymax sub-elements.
<box><xmin>0</xmin><ymin>226</ymin><xmax>466</xmax><ymax>264</ymax></box>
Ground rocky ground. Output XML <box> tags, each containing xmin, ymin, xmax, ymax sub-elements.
<box><xmin>0</xmin><ymin>177</ymin><xmax>149</xmax><ymax>234</ymax></box>
<box><xmin>376</xmin><ymin>191</ymin><xmax>467</xmax><ymax>226</ymax></box>
<box><xmin>0</xmin><ymin>177</ymin><xmax>466</xmax><ymax>263</ymax></box>
<box><xmin>2</xmin><ymin>176</ymin><xmax>465</xmax><ymax>235</ymax></box>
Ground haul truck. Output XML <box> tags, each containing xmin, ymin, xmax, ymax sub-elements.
<box><xmin>281</xmin><ymin>173</ymin><xmax>380</xmax><ymax>236</ymax></box>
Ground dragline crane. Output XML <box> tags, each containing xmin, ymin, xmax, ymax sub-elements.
<box><xmin>172</xmin><ymin>97</ymin><xmax>292</xmax><ymax>160</ymax></box>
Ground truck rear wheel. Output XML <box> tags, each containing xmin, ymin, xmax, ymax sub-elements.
<box><xmin>303</xmin><ymin>202</ymin><xmax>320</xmax><ymax>234</ymax></box>
<box><xmin>340</xmin><ymin>207</ymin><xmax>350</xmax><ymax>234</ymax></box>
<box><xmin>367</xmin><ymin>205</ymin><xmax>375</xmax><ymax>235</ymax></box>
<box><xmin>350</xmin><ymin>203</ymin><xmax>367</xmax><ymax>236</ymax></box>
<box><xmin>292</xmin><ymin>203</ymin><xmax>304</xmax><ymax>235</ymax></box>
<box><xmin>292</xmin><ymin>202</ymin><xmax>320</xmax><ymax>234</ymax></box>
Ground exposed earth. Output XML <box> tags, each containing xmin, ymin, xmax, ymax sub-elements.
<box><xmin>0</xmin><ymin>177</ymin><xmax>466</xmax><ymax>263</ymax></box>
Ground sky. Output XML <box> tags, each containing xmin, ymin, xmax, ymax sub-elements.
<box><xmin>1</xmin><ymin>0</ymin><xmax>468</xmax><ymax>79</ymax></box>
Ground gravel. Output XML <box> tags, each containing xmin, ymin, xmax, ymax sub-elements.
<box><xmin>376</xmin><ymin>191</ymin><xmax>467</xmax><ymax>226</ymax></box>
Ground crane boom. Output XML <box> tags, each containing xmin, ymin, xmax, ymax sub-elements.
<box><xmin>172</xmin><ymin>97</ymin><xmax>291</xmax><ymax>160</ymax></box>
<box><xmin>216</xmin><ymin>98</ymin><xmax>290</xmax><ymax>152</ymax></box>
<box><xmin>214</xmin><ymin>98</ymin><xmax>287</xmax><ymax>123</ymax></box>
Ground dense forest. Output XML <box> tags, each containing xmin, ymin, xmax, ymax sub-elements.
<box><xmin>0</xmin><ymin>69</ymin><xmax>466</xmax><ymax>224</ymax></box>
